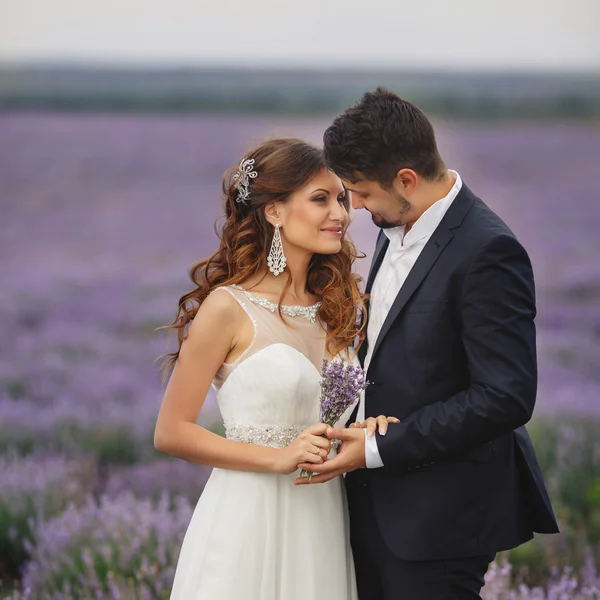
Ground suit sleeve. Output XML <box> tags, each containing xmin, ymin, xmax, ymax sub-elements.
<box><xmin>375</xmin><ymin>233</ymin><xmax>537</xmax><ymax>469</ymax></box>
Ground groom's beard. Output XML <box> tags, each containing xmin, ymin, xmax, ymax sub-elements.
<box><xmin>371</xmin><ymin>192</ymin><xmax>412</xmax><ymax>229</ymax></box>
<box><xmin>371</xmin><ymin>214</ymin><xmax>399</xmax><ymax>229</ymax></box>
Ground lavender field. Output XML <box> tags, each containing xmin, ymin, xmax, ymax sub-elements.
<box><xmin>1</xmin><ymin>113</ymin><xmax>600</xmax><ymax>598</ymax></box>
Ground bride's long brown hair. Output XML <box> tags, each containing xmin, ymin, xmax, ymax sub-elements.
<box><xmin>161</xmin><ymin>138</ymin><xmax>366</xmax><ymax>377</ymax></box>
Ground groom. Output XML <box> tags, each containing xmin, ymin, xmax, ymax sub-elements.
<box><xmin>297</xmin><ymin>88</ymin><xmax>559</xmax><ymax>599</ymax></box>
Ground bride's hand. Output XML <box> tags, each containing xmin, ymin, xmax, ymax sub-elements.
<box><xmin>349</xmin><ymin>415</ymin><xmax>400</xmax><ymax>438</ymax></box>
<box><xmin>274</xmin><ymin>423</ymin><xmax>331</xmax><ymax>475</ymax></box>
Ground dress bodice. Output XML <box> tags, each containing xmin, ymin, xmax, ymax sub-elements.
<box><xmin>210</xmin><ymin>285</ymin><xmax>327</xmax><ymax>446</ymax></box>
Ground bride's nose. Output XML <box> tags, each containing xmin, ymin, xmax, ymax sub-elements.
<box><xmin>330</xmin><ymin>200</ymin><xmax>349</xmax><ymax>223</ymax></box>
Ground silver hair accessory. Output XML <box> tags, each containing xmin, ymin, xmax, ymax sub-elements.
<box><xmin>267</xmin><ymin>224</ymin><xmax>286</xmax><ymax>276</ymax></box>
<box><xmin>232</xmin><ymin>158</ymin><xmax>258</xmax><ymax>204</ymax></box>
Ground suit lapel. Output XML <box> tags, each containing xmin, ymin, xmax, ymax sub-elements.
<box><xmin>358</xmin><ymin>231</ymin><xmax>390</xmax><ymax>365</ymax></box>
<box><xmin>368</xmin><ymin>184</ymin><xmax>476</xmax><ymax>366</ymax></box>
<box><xmin>366</xmin><ymin>231</ymin><xmax>389</xmax><ymax>295</ymax></box>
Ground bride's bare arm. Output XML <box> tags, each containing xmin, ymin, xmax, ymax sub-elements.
<box><xmin>154</xmin><ymin>290</ymin><xmax>328</xmax><ymax>474</ymax></box>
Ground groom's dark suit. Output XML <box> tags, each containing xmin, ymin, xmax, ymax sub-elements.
<box><xmin>346</xmin><ymin>183</ymin><xmax>559</xmax><ymax>599</ymax></box>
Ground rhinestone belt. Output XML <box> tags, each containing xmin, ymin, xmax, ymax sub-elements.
<box><xmin>224</xmin><ymin>422</ymin><xmax>308</xmax><ymax>448</ymax></box>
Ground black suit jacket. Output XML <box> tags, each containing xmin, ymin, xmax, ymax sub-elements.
<box><xmin>347</xmin><ymin>183</ymin><xmax>559</xmax><ymax>561</ymax></box>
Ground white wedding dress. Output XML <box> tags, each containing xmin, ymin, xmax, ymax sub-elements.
<box><xmin>169</xmin><ymin>284</ymin><xmax>358</xmax><ymax>600</ymax></box>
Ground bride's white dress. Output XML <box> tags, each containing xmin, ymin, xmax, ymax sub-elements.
<box><xmin>169</xmin><ymin>284</ymin><xmax>358</xmax><ymax>600</ymax></box>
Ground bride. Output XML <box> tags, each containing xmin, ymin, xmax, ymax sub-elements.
<box><xmin>155</xmin><ymin>138</ymin><xmax>389</xmax><ymax>599</ymax></box>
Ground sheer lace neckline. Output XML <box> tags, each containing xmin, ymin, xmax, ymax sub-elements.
<box><xmin>230</xmin><ymin>284</ymin><xmax>322</xmax><ymax>324</ymax></box>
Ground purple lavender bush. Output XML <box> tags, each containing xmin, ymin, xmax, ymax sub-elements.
<box><xmin>105</xmin><ymin>459</ymin><xmax>210</xmax><ymax>503</ymax></box>
<box><xmin>502</xmin><ymin>417</ymin><xmax>600</xmax><ymax>584</ymax></box>
<box><xmin>13</xmin><ymin>492</ymin><xmax>192</xmax><ymax>599</ymax></box>
<box><xmin>482</xmin><ymin>557</ymin><xmax>600</xmax><ymax>599</ymax></box>
<box><xmin>0</xmin><ymin>454</ymin><xmax>95</xmax><ymax>584</ymax></box>
<box><xmin>0</xmin><ymin>401</ymin><xmax>146</xmax><ymax>464</ymax></box>
<box><xmin>6</xmin><ymin>580</ymin><xmax>154</xmax><ymax>600</ymax></box>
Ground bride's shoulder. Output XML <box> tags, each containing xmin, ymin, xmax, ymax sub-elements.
<box><xmin>190</xmin><ymin>286</ymin><xmax>244</xmax><ymax>330</ymax></box>
<box><xmin>180</xmin><ymin>288</ymin><xmax>246</xmax><ymax>358</ymax></box>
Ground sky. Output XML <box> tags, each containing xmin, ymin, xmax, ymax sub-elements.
<box><xmin>1</xmin><ymin>0</ymin><xmax>599</xmax><ymax>72</ymax></box>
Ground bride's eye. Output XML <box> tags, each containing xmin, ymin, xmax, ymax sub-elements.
<box><xmin>313</xmin><ymin>196</ymin><xmax>326</xmax><ymax>202</ymax></box>
<box><xmin>337</xmin><ymin>194</ymin><xmax>347</xmax><ymax>203</ymax></box>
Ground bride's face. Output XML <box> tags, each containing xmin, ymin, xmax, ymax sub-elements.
<box><xmin>276</xmin><ymin>168</ymin><xmax>349</xmax><ymax>256</ymax></box>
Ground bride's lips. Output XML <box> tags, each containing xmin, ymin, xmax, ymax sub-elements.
<box><xmin>321</xmin><ymin>227</ymin><xmax>343</xmax><ymax>236</ymax></box>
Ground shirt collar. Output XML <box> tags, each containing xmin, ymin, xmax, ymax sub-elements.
<box><xmin>383</xmin><ymin>170</ymin><xmax>462</xmax><ymax>249</ymax></box>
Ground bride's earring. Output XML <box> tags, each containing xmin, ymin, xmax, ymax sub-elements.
<box><xmin>267</xmin><ymin>224</ymin><xmax>286</xmax><ymax>276</ymax></box>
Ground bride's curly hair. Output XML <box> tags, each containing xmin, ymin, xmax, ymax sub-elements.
<box><xmin>160</xmin><ymin>138</ymin><xmax>366</xmax><ymax>377</ymax></box>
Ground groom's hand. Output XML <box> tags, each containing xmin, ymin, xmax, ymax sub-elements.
<box><xmin>294</xmin><ymin>427</ymin><xmax>366</xmax><ymax>485</ymax></box>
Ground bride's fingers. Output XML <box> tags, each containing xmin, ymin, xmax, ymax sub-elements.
<box><xmin>302</xmin><ymin>450</ymin><xmax>324</xmax><ymax>464</ymax></box>
<box><xmin>387</xmin><ymin>416</ymin><xmax>401</xmax><ymax>423</ymax></box>
<box><xmin>309</xmin><ymin>435</ymin><xmax>331</xmax><ymax>450</ymax></box>
<box><xmin>304</xmin><ymin>423</ymin><xmax>328</xmax><ymax>436</ymax></box>
<box><xmin>307</xmin><ymin>444</ymin><xmax>327</xmax><ymax>458</ymax></box>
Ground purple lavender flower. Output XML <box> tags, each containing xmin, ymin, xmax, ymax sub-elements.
<box><xmin>317</xmin><ymin>359</ymin><xmax>368</xmax><ymax>427</ymax></box>
<box><xmin>300</xmin><ymin>358</ymin><xmax>368</xmax><ymax>480</ymax></box>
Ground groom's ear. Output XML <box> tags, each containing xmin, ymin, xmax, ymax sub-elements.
<box><xmin>395</xmin><ymin>168</ymin><xmax>418</xmax><ymax>193</ymax></box>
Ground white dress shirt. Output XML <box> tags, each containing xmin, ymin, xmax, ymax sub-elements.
<box><xmin>361</xmin><ymin>171</ymin><xmax>463</xmax><ymax>468</ymax></box>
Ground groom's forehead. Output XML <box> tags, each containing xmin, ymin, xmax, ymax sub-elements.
<box><xmin>342</xmin><ymin>177</ymin><xmax>371</xmax><ymax>193</ymax></box>
<box><xmin>342</xmin><ymin>174</ymin><xmax>365</xmax><ymax>188</ymax></box>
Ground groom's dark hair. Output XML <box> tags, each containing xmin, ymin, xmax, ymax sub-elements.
<box><xmin>323</xmin><ymin>87</ymin><xmax>444</xmax><ymax>186</ymax></box>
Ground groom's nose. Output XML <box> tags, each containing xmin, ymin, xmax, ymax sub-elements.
<box><xmin>351</xmin><ymin>194</ymin><xmax>364</xmax><ymax>210</ymax></box>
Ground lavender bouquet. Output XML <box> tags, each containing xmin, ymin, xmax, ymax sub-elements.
<box><xmin>300</xmin><ymin>358</ymin><xmax>369</xmax><ymax>480</ymax></box>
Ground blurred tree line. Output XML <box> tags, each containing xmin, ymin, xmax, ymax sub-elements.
<box><xmin>1</xmin><ymin>67</ymin><xmax>599</xmax><ymax>118</ymax></box>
